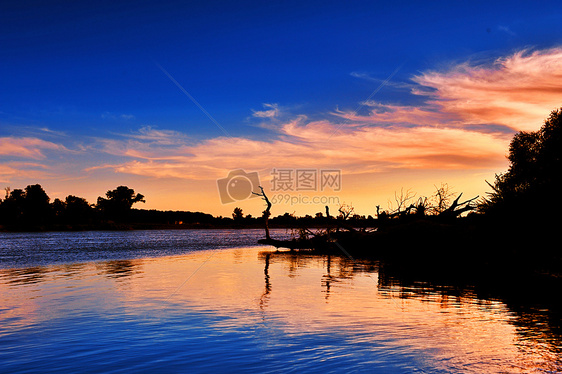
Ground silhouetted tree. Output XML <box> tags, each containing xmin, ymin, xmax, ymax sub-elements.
<box><xmin>480</xmin><ymin>107</ymin><xmax>562</xmax><ymax>218</ymax></box>
<box><xmin>232</xmin><ymin>207</ymin><xmax>244</xmax><ymax>221</ymax></box>
<box><xmin>97</xmin><ymin>186</ymin><xmax>145</xmax><ymax>222</ymax></box>
<box><xmin>24</xmin><ymin>184</ymin><xmax>51</xmax><ymax>224</ymax></box>
<box><xmin>65</xmin><ymin>195</ymin><xmax>93</xmax><ymax>223</ymax></box>
<box><xmin>52</xmin><ymin>198</ymin><xmax>66</xmax><ymax>222</ymax></box>
<box><xmin>0</xmin><ymin>185</ymin><xmax>56</xmax><ymax>225</ymax></box>
<box><xmin>0</xmin><ymin>188</ymin><xmax>25</xmax><ymax>224</ymax></box>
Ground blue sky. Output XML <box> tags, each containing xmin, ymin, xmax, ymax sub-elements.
<box><xmin>2</xmin><ymin>1</ymin><xmax>562</xmax><ymax>215</ymax></box>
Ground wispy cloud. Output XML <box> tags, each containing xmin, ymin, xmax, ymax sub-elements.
<box><xmin>101</xmin><ymin>112</ymin><xmax>136</xmax><ymax>121</ymax></box>
<box><xmin>412</xmin><ymin>47</ymin><xmax>562</xmax><ymax>131</ymax></box>
<box><xmin>497</xmin><ymin>25</ymin><xmax>516</xmax><ymax>36</ymax></box>
<box><xmin>332</xmin><ymin>101</ymin><xmax>453</xmax><ymax>127</ymax></box>
<box><xmin>87</xmin><ymin>116</ymin><xmax>508</xmax><ymax>181</ymax></box>
<box><xmin>252</xmin><ymin>103</ymin><xmax>280</xmax><ymax>119</ymax></box>
<box><xmin>349</xmin><ymin>71</ymin><xmax>411</xmax><ymax>90</ymax></box>
<box><xmin>0</xmin><ymin>162</ymin><xmax>52</xmax><ymax>183</ymax></box>
<box><xmin>0</xmin><ymin>137</ymin><xmax>67</xmax><ymax>159</ymax></box>
<box><xmin>37</xmin><ymin>127</ymin><xmax>68</xmax><ymax>137</ymax></box>
<box><xmin>109</xmin><ymin>126</ymin><xmax>193</xmax><ymax>146</ymax></box>
<box><xmin>86</xmin><ymin>47</ymin><xmax>562</xmax><ymax>181</ymax></box>
<box><xmin>337</xmin><ymin>47</ymin><xmax>562</xmax><ymax>136</ymax></box>
<box><xmin>7</xmin><ymin>47</ymin><xmax>561</xmax><ymax>190</ymax></box>
<box><xmin>0</xmin><ymin>136</ymin><xmax>74</xmax><ymax>183</ymax></box>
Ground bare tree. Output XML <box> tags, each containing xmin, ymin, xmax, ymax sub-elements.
<box><xmin>338</xmin><ymin>203</ymin><xmax>354</xmax><ymax>220</ymax></box>
<box><xmin>431</xmin><ymin>183</ymin><xmax>455</xmax><ymax>214</ymax></box>
<box><xmin>389</xmin><ymin>188</ymin><xmax>416</xmax><ymax>216</ymax></box>
<box><xmin>252</xmin><ymin>186</ymin><xmax>272</xmax><ymax>240</ymax></box>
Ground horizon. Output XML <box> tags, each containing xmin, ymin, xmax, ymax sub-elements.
<box><xmin>2</xmin><ymin>1</ymin><xmax>562</xmax><ymax>218</ymax></box>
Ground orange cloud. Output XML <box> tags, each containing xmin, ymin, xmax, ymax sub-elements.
<box><xmin>332</xmin><ymin>102</ymin><xmax>454</xmax><ymax>126</ymax></box>
<box><xmin>0</xmin><ymin>137</ymin><xmax>68</xmax><ymax>183</ymax></box>
<box><xmin>0</xmin><ymin>164</ymin><xmax>19</xmax><ymax>183</ymax></box>
<box><xmin>25</xmin><ymin>47</ymin><xmax>561</xmax><ymax>185</ymax></box>
<box><xmin>8</xmin><ymin>47</ymin><xmax>560</xmax><ymax>215</ymax></box>
<box><xmin>413</xmin><ymin>47</ymin><xmax>562</xmax><ymax>131</ymax></box>
<box><xmin>337</xmin><ymin>47</ymin><xmax>562</xmax><ymax>133</ymax></box>
<box><xmin>89</xmin><ymin>117</ymin><xmax>508</xmax><ymax>181</ymax></box>
<box><xmin>0</xmin><ymin>162</ymin><xmax>52</xmax><ymax>183</ymax></box>
<box><xmin>0</xmin><ymin>137</ymin><xmax>65</xmax><ymax>159</ymax></box>
<box><xmin>252</xmin><ymin>103</ymin><xmax>280</xmax><ymax>119</ymax></box>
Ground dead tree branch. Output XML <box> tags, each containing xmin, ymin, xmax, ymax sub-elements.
<box><xmin>252</xmin><ymin>186</ymin><xmax>272</xmax><ymax>240</ymax></box>
<box><xmin>438</xmin><ymin>193</ymin><xmax>479</xmax><ymax>219</ymax></box>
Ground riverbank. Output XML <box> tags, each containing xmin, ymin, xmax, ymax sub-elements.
<box><xmin>262</xmin><ymin>214</ymin><xmax>562</xmax><ymax>283</ymax></box>
<box><xmin>0</xmin><ymin>220</ymin><xmax>375</xmax><ymax>232</ymax></box>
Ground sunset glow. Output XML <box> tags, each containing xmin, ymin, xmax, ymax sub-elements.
<box><xmin>2</xmin><ymin>2</ymin><xmax>561</xmax><ymax>217</ymax></box>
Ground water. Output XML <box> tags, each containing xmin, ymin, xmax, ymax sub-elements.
<box><xmin>0</xmin><ymin>229</ymin><xmax>285</xmax><ymax>268</ymax></box>
<box><xmin>1</xmin><ymin>229</ymin><xmax>560</xmax><ymax>373</ymax></box>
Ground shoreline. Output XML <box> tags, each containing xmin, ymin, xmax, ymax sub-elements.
<box><xmin>0</xmin><ymin>222</ymin><xmax>376</xmax><ymax>233</ymax></box>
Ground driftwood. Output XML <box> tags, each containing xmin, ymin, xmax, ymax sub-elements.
<box><xmin>437</xmin><ymin>193</ymin><xmax>479</xmax><ymax>220</ymax></box>
<box><xmin>256</xmin><ymin>191</ymin><xmax>479</xmax><ymax>253</ymax></box>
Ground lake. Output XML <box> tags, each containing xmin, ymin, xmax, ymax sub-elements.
<box><xmin>1</xmin><ymin>229</ymin><xmax>560</xmax><ymax>373</ymax></box>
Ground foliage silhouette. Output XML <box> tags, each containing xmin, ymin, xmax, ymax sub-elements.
<box><xmin>0</xmin><ymin>188</ymin><xmax>26</xmax><ymax>224</ymax></box>
<box><xmin>480</xmin><ymin>107</ymin><xmax>562</xmax><ymax>219</ymax></box>
<box><xmin>1</xmin><ymin>184</ymin><xmax>264</xmax><ymax>230</ymax></box>
<box><xmin>232</xmin><ymin>207</ymin><xmax>244</xmax><ymax>221</ymax></box>
<box><xmin>0</xmin><ymin>185</ymin><xmax>51</xmax><ymax>225</ymax></box>
<box><xmin>24</xmin><ymin>184</ymin><xmax>51</xmax><ymax>224</ymax></box>
<box><xmin>96</xmin><ymin>186</ymin><xmax>145</xmax><ymax>222</ymax></box>
<box><xmin>1</xmin><ymin>185</ymin><xmax>146</xmax><ymax>229</ymax></box>
<box><xmin>64</xmin><ymin>195</ymin><xmax>94</xmax><ymax>224</ymax></box>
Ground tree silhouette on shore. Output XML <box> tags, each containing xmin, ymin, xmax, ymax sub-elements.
<box><xmin>0</xmin><ymin>185</ymin><xmax>145</xmax><ymax>228</ymax></box>
<box><xmin>0</xmin><ymin>184</ymin><xmax>50</xmax><ymax>225</ymax></box>
<box><xmin>232</xmin><ymin>207</ymin><xmax>244</xmax><ymax>221</ymax></box>
<box><xmin>96</xmin><ymin>186</ymin><xmax>145</xmax><ymax>222</ymax></box>
<box><xmin>480</xmin><ymin>107</ymin><xmax>562</xmax><ymax>219</ymax></box>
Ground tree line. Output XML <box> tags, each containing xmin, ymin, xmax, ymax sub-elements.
<box><xmin>0</xmin><ymin>183</ymin><xmax>376</xmax><ymax>231</ymax></box>
<box><xmin>0</xmin><ymin>185</ymin><xmax>148</xmax><ymax>228</ymax></box>
<box><xmin>0</xmin><ymin>185</ymin><xmax>223</xmax><ymax>230</ymax></box>
<box><xmin>2</xmin><ymin>107</ymin><xmax>560</xmax><ymax>231</ymax></box>
<box><xmin>0</xmin><ymin>184</ymin><xmax>366</xmax><ymax>230</ymax></box>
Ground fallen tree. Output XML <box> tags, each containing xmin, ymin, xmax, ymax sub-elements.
<box><xmin>254</xmin><ymin>185</ymin><xmax>479</xmax><ymax>254</ymax></box>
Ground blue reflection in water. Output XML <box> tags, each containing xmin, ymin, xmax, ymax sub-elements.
<box><xmin>0</xmin><ymin>229</ymin><xmax>289</xmax><ymax>268</ymax></box>
<box><xmin>0</xmin><ymin>230</ymin><xmax>560</xmax><ymax>373</ymax></box>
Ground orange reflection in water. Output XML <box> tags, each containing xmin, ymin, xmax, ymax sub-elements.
<box><xmin>1</xmin><ymin>247</ymin><xmax>560</xmax><ymax>373</ymax></box>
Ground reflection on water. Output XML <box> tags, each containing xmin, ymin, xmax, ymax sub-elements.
<box><xmin>375</xmin><ymin>258</ymin><xmax>562</xmax><ymax>359</ymax></box>
<box><xmin>259</xmin><ymin>253</ymin><xmax>272</xmax><ymax>310</ymax></box>
<box><xmin>0</xmin><ymin>229</ymin><xmax>289</xmax><ymax>268</ymax></box>
<box><xmin>100</xmin><ymin>259</ymin><xmax>144</xmax><ymax>279</ymax></box>
<box><xmin>0</xmin><ymin>234</ymin><xmax>561</xmax><ymax>373</ymax></box>
<box><xmin>3</xmin><ymin>266</ymin><xmax>50</xmax><ymax>285</ymax></box>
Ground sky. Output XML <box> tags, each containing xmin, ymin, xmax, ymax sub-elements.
<box><xmin>2</xmin><ymin>0</ymin><xmax>562</xmax><ymax>217</ymax></box>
